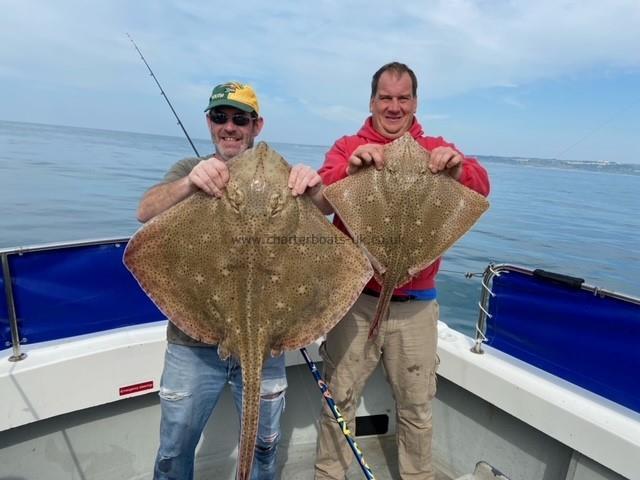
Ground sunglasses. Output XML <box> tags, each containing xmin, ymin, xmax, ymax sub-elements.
<box><xmin>208</xmin><ymin>111</ymin><xmax>255</xmax><ymax>127</ymax></box>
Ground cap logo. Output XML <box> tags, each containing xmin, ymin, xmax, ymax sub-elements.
<box><xmin>222</xmin><ymin>83</ymin><xmax>239</xmax><ymax>93</ymax></box>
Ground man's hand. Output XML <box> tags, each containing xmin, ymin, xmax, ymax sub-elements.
<box><xmin>188</xmin><ymin>157</ymin><xmax>230</xmax><ymax>197</ymax></box>
<box><xmin>429</xmin><ymin>146</ymin><xmax>463</xmax><ymax>180</ymax></box>
<box><xmin>346</xmin><ymin>144</ymin><xmax>385</xmax><ymax>175</ymax></box>
<box><xmin>288</xmin><ymin>164</ymin><xmax>322</xmax><ymax>196</ymax></box>
<box><xmin>288</xmin><ymin>164</ymin><xmax>333</xmax><ymax>214</ymax></box>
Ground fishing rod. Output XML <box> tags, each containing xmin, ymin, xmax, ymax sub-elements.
<box><xmin>299</xmin><ymin>347</ymin><xmax>376</xmax><ymax>480</ymax></box>
<box><xmin>553</xmin><ymin>95</ymin><xmax>640</xmax><ymax>160</ymax></box>
<box><xmin>126</xmin><ymin>33</ymin><xmax>201</xmax><ymax>157</ymax></box>
<box><xmin>128</xmin><ymin>33</ymin><xmax>375</xmax><ymax>479</ymax></box>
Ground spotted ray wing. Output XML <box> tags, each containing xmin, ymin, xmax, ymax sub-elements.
<box><xmin>124</xmin><ymin>142</ymin><xmax>373</xmax><ymax>480</ymax></box>
<box><xmin>324</xmin><ymin>133</ymin><xmax>489</xmax><ymax>337</ymax></box>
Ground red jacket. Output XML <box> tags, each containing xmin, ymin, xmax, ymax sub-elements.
<box><xmin>319</xmin><ymin>117</ymin><xmax>490</xmax><ymax>293</ymax></box>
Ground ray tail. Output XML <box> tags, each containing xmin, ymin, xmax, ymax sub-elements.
<box><xmin>368</xmin><ymin>283</ymin><xmax>394</xmax><ymax>339</ymax></box>
<box><xmin>236</xmin><ymin>353</ymin><xmax>264</xmax><ymax>480</ymax></box>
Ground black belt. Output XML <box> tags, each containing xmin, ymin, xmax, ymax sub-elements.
<box><xmin>363</xmin><ymin>287</ymin><xmax>416</xmax><ymax>302</ymax></box>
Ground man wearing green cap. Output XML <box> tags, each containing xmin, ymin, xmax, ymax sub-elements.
<box><xmin>137</xmin><ymin>81</ymin><xmax>325</xmax><ymax>480</ymax></box>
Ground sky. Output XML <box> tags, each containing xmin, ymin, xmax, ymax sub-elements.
<box><xmin>1</xmin><ymin>0</ymin><xmax>639</xmax><ymax>163</ymax></box>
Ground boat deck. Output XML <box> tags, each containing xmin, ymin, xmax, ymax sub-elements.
<box><xmin>279</xmin><ymin>435</ymin><xmax>452</xmax><ymax>479</ymax></box>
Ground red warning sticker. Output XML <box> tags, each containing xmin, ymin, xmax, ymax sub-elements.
<box><xmin>119</xmin><ymin>380</ymin><xmax>154</xmax><ymax>396</ymax></box>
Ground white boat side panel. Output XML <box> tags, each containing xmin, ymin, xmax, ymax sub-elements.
<box><xmin>436</xmin><ymin>321</ymin><xmax>640</xmax><ymax>480</ymax></box>
<box><xmin>3</xmin><ymin>319</ymin><xmax>639</xmax><ymax>478</ymax></box>
<box><xmin>0</xmin><ymin>322</ymin><xmax>322</xmax><ymax>432</ymax></box>
<box><xmin>1</xmin><ymin>322</ymin><xmax>167</xmax><ymax>431</ymax></box>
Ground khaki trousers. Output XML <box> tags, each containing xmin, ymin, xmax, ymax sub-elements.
<box><xmin>314</xmin><ymin>293</ymin><xmax>439</xmax><ymax>480</ymax></box>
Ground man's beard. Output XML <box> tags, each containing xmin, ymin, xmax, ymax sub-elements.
<box><xmin>214</xmin><ymin>138</ymin><xmax>254</xmax><ymax>162</ymax></box>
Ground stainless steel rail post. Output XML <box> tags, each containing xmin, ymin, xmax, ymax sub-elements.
<box><xmin>1</xmin><ymin>253</ymin><xmax>26</xmax><ymax>362</ymax></box>
<box><xmin>471</xmin><ymin>263</ymin><xmax>500</xmax><ymax>354</ymax></box>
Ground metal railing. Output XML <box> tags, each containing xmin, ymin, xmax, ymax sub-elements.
<box><xmin>1</xmin><ymin>252</ymin><xmax>24</xmax><ymax>362</ymax></box>
<box><xmin>471</xmin><ymin>262</ymin><xmax>640</xmax><ymax>354</ymax></box>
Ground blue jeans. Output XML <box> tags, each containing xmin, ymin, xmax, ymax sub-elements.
<box><xmin>154</xmin><ymin>343</ymin><xmax>287</xmax><ymax>480</ymax></box>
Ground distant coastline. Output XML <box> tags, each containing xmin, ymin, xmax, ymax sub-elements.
<box><xmin>476</xmin><ymin>154</ymin><xmax>640</xmax><ymax>176</ymax></box>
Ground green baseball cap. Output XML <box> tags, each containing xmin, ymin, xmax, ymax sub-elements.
<box><xmin>204</xmin><ymin>81</ymin><xmax>260</xmax><ymax>114</ymax></box>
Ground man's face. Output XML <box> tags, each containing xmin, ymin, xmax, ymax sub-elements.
<box><xmin>207</xmin><ymin>106</ymin><xmax>264</xmax><ymax>161</ymax></box>
<box><xmin>369</xmin><ymin>71</ymin><xmax>417</xmax><ymax>139</ymax></box>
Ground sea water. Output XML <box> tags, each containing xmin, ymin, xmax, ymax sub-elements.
<box><xmin>1</xmin><ymin>120</ymin><xmax>638</xmax><ymax>334</ymax></box>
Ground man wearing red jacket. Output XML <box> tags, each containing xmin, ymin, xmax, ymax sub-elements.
<box><xmin>314</xmin><ymin>62</ymin><xmax>490</xmax><ymax>480</ymax></box>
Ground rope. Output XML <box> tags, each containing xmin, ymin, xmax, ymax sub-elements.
<box><xmin>438</xmin><ymin>269</ymin><xmax>483</xmax><ymax>279</ymax></box>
